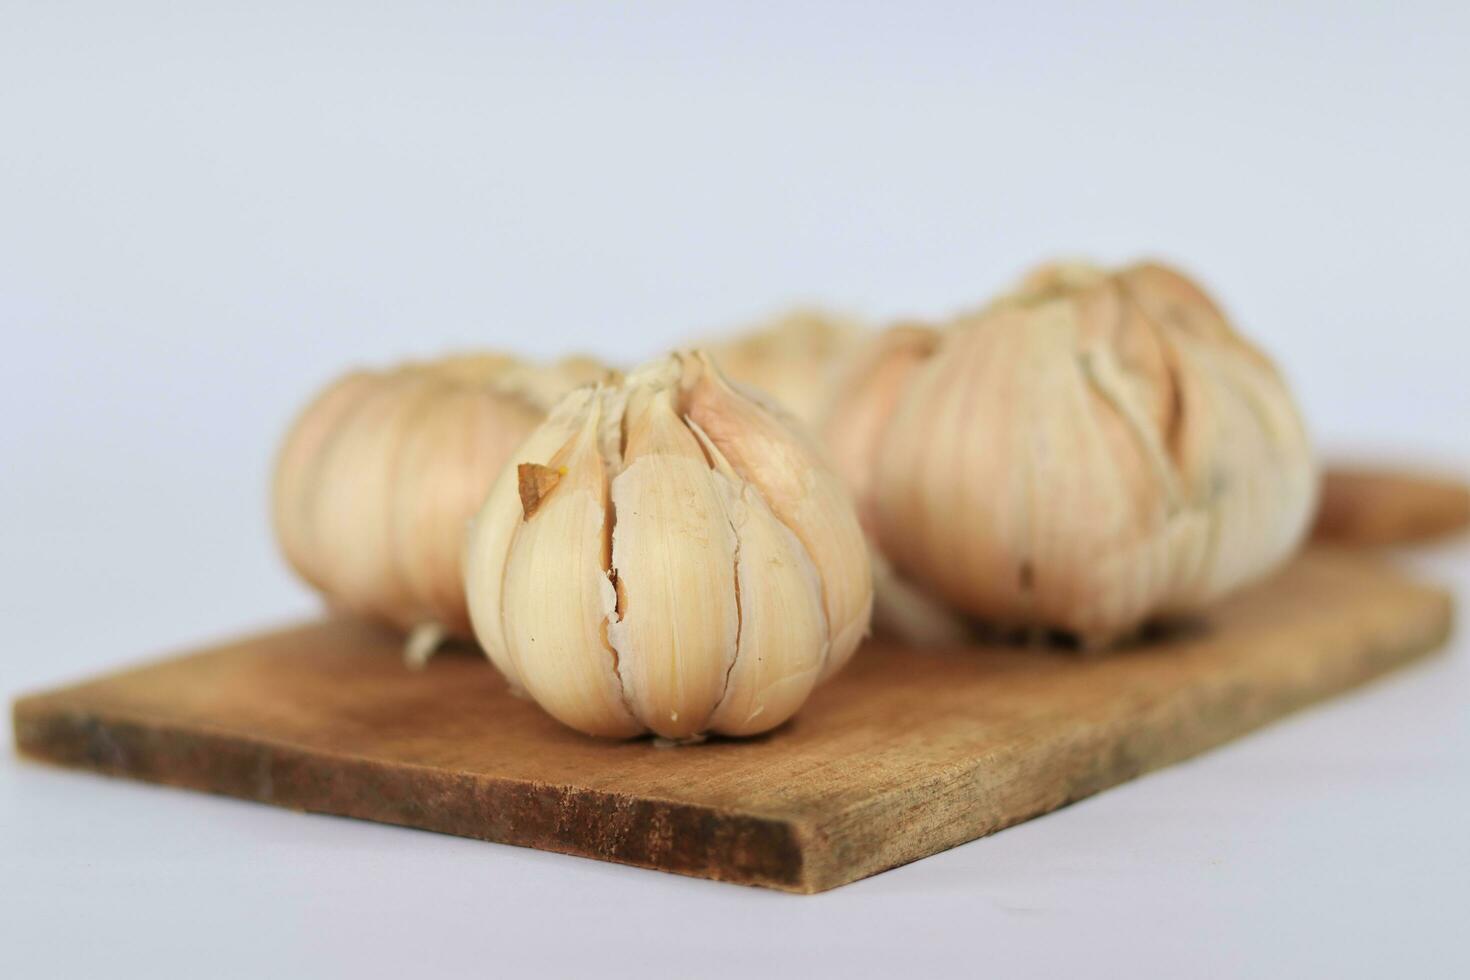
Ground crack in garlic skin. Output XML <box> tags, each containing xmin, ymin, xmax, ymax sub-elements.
<box><xmin>822</xmin><ymin>261</ymin><xmax>1317</xmax><ymax>648</ymax></box>
<box><xmin>499</xmin><ymin>395</ymin><xmax>641</xmax><ymax>737</ymax></box>
<box><xmin>679</xmin><ymin>356</ymin><xmax>873</xmax><ymax>681</ymax></box>
<box><xmin>607</xmin><ymin>384</ymin><xmax>740</xmax><ymax>738</ymax></box>
<box><xmin>690</xmin><ymin>416</ymin><xmax>829</xmax><ymax>734</ymax></box>
<box><xmin>465</xmin><ymin>387</ymin><xmax>601</xmax><ymax>691</ymax></box>
<box><xmin>465</xmin><ymin>352</ymin><xmax>871</xmax><ymax>739</ymax></box>
<box><xmin>273</xmin><ymin>354</ymin><xmax>606</xmax><ymax>640</ymax></box>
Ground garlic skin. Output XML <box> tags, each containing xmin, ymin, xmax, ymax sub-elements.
<box><xmin>701</xmin><ymin>310</ymin><xmax>866</xmax><ymax>428</ymax></box>
<box><xmin>464</xmin><ymin>351</ymin><xmax>873</xmax><ymax>740</ymax></box>
<box><xmin>272</xmin><ymin>353</ymin><xmax>607</xmax><ymax>638</ymax></box>
<box><xmin>822</xmin><ymin>261</ymin><xmax>1318</xmax><ymax>647</ymax></box>
<box><xmin>823</xmin><ymin>324</ymin><xmax>944</xmax><ymax>536</ymax></box>
<box><xmin>822</xmin><ymin>324</ymin><xmax>978</xmax><ymax>645</ymax></box>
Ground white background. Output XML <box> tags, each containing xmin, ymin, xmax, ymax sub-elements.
<box><xmin>2</xmin><ymin>3</ymin><xmax>1467</xmax><ymax>977</ymax></box>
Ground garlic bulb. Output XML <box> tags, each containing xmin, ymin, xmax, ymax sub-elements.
<box><xmin>701</xmin><ymin>310</ymin><xmax>866</xmax><ymax>428</ymax></box>
<box><xmin>822</xmin><ymin>260</ymin><xmax>1317</xmax><ymax>646</ymax></box>
<box><xmin>272</xmin><ymin>353</ymin><xmax>607</xmax><ymax>639</ymax></box>
<box><xmin>464</xmin><ymin>351</ymin><xmax>873</xmax><ymax>740</ymax></box>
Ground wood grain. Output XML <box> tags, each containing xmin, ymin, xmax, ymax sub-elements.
<box><xmin>1314</xmin><ymin>466</ymin><xmax>1470</xmax><ymax>546</ymax></box>
<box><xmin>12</xmin><ymin>548</ymin><xmax>1453</xmax><ymax>893</ymax></box>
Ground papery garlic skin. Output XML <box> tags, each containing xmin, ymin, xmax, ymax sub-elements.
<box><xmin>680</xmin><ymin>357</ymin><xmax>873</xmax><ymax>678</ymax></box>
<box><xmin>272</xmin><ymin>353</ymin><xmax>608</xmax><ymax>639</ymax></box>
<box><xmin>700</xmin><ymin>310</ymin><xmax>866</xmax><ymax>429</ymax></box>
<box><xmin>822</xmin><ymin>261</ymin><xmax>1317</xmax><ymax>647</ymax></box>
<box><xmin>822</xmin><ymin>324</ymin><xmax>978</xmax><ymax>645</ymax></box>
<box><xmin>823</xmin><ymin>324</ymin><xmax>943</xmax><ymax>537</ymax></box>
<box><xmin>464</xmin><ymin>352</ymin><xmax>873</xmax><ymax>740</ymax></box>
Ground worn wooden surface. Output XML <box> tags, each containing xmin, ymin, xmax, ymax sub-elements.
<box><xmin>13</xmin><ymin>548</ymin><xmax>1453</xmax><ymax>893</ymax></box>
<box><xmin>1314</xmin><ymin>465</ymin><xmax>1470</xmax><ymax>546</ymax></box>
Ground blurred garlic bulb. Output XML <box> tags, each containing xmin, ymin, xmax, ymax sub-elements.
<box><xmin>823</xmin><ymin>260</ymin><xmax>1317</xmax><ymax>647</ymax></box>
<box><xmin>816</xmin><ymin>324</ymin><xmax>974</xmax><ymax>645</ymax></box>
<box><xmin>465</xmin><ymin>351</ymin><xmax>872</xmax><ymax>740</ymax></box>
<box><xmin>701</xmin><ymin>310</ymin><xmax>866</xmax><ymax>428</ymax></box>
<box><xmin>273</xmin><ymin>353</ymin><xmax>608</xmax><ymax>640</ymax></box>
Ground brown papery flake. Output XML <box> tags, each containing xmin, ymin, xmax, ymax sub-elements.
<box><xmin>517</xmin><ymin>463</ymin><xmax>563</xmax><ymax>519</ymax></box>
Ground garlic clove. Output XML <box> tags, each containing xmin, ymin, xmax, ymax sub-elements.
<box><xmin>498</xmin><ymin>394</ymin><xmax>642</xmax><ymax>738</ymax></box>
<box><xmin>308</xmin><ymin>369</ymin><xmax>446</xmax><ymax>629</ymax></box>
<box><xmin>820</xmin><ymin>324</ymin><xmax>942</xmax><ymax>535</ymax></box>
<box><xmin>704</xmin><ymin>476</ymin><xmax>828</xmax><ymax>736</ymax></box>
<box><xmin>685</xmin><ymin>416</ymin><xmax>830</xmax><ymax>735</ymax></box>
<box><xmin>1156</xmin><ymin>329</ymin><xmax>1317</xmax><ymax>611</ymax></box>
<box><xmin>272</xmin><ymin>370</ymin><xmax>379</xmax><ymax>593</ymax></box>
<box><xmin>818</xmin><ymin>327</ymin><xmax>992</xmax><ymax>645</ymax></box>
<box><xmin>680</xmin><ymin>352</ymin><xmax>873</xmax><ymax>680</ymax></box>
<box><xmin>1117</xmin><ymin>262</ymin><xmax>1239</xmax><ymax>347</ymax></box>
<box><xmin>391</xmin><ymin>387</ymin><xmax>544</xmax><ymax>635</ymax></box>
<box><xmin>607</xmin><ymin>383</ymin><xmax>740</xmax><ymax>739</ymax></box>
<box><xmin>1116</xmin><ymin>262</ymin><xmax>1317</xmax><ymax>611</ymax></box>
<box><xmin>465</xmin><ymin>386</ymin><xmax>601</xmax><ymax>690</ymax></box>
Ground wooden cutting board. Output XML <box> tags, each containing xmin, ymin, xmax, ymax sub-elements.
<box><xmin>1314</xmin><ymin>465</ymin><xmax>1470</xmax><ymax>546</ymax></box>
<box><xmin>12</xmin><ymin>547</ymin><xmax>1453</xmax><ymax>893</ymax></box>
